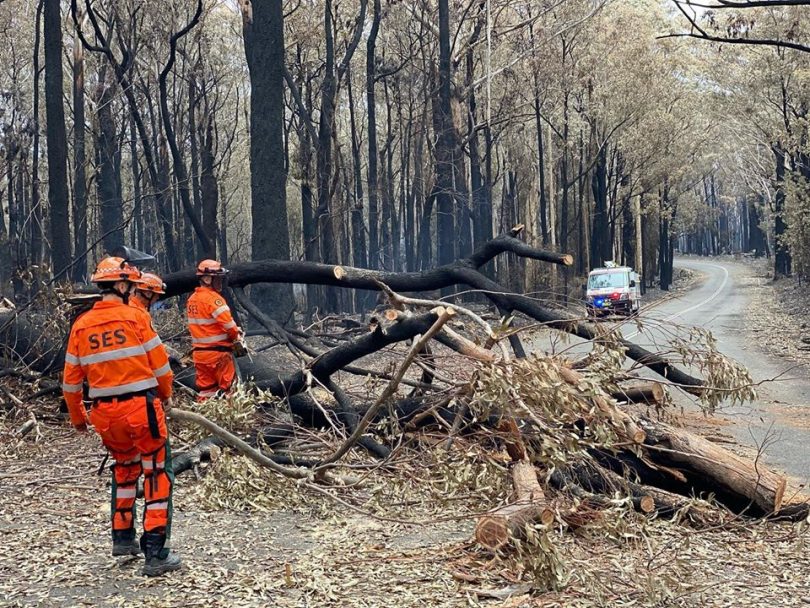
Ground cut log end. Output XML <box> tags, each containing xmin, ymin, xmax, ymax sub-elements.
<box><xmin>611</xmin><ymin>382</ymin><xmax>666</xmax><ymax>405</ymax></box>
<box><xmin>475</xmin><ymin>518</ymin><xmax>510</xmax><ymax>551</ymax></box>
<box><xmin>639</xmin><ymin>495</ymin><xmax>655</xmax><ymax>513</ymax></box>
<box><xmin>630</xmin><ymin>429</ymin><xmax>646</xmax><ymax>444</ymax></box>
<box><xmin>510</xmin><ymin>224</ymin><xmax>525</xmax><ymax>237</ymax></box>
<box><xmin>561</xmin><ymin>254</ymin><xmax>574</xmax><ymax>267</ymax></box>
<box><xmin>474</xmin><ymin>503</ymin><xmax>555</xmax><ymax>551</ymax></box>
<box><xmin>384</xmin><ymin>309</ymin><xmax>399</xmax><ymax>322</ymax></box>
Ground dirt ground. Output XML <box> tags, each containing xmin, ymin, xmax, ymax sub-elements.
<box><xmin>3</xmin><ymin>390</ymin><xmax>810</xmax><ymax>607</ymax></box>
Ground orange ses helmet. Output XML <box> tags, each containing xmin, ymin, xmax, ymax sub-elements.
<box><xmin>196</xmin><ymin>259</ymin><xmax>229</xmax><ymax>276</ymax></box>
<box><xmin>135</xmin><ymin>272</ymin><xmax>166</xmax><ymax>295</ymax></box>
<box><xmin>91</xmin><ymin>257</ymin><xmax>142</xmax><ymax>284</ymax></box>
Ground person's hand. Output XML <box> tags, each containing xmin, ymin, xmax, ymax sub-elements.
<box><xmin>74</xmin><ymin>422</ymin><xmax>89</xmax><ymax>433</ymax></box>
<box><xmin>164</xmin><ymin>397</ymin><xmax>175</xmax><ymax>412</ymax></box>
<box><xmin>233</xmin><ymin>340</ymin><xmax>248</xmax><ymax>358</ymax></box>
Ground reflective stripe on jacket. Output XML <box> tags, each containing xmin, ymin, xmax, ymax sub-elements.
<box><xmin>186</xmin><ymin>286</ymin><xmax>240</xmax><ymax>349</ymax></box>
<box><xmin>61</xmin><ymin>301</ymin><xmax>173</xmax><ymax>426</ymax></box>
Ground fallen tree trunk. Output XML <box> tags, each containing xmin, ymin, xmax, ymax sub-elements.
<box><xmin>638</xmin><ymin>416</ymin><xmax>787</xmax><ymax>515</ymax></box>
<box><xmin>161</xmin><ymin>229</ymin><xmax>704</xmax><ymax>390</ymax></box>
<box><xmin>163</xmin><ymin>230</ymin><xmax>574</xmax><ymax>297</ymax></box>
<box><xmin>610</xmin><ymin>382</ymin><xmax>666</xmax><ymax>405</ymax></box>
<box><xmin>475</xmin><ymin>459</ymin><xmax>554</xmax><ymax>551</ymax></box>
<box><xmin>254</xmin><ymin>310</ymin><xmax>441</xmax><ymax>396</ymax></box>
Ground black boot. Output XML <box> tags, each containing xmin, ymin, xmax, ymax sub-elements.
<box><xmin>141</xmin><ymin>531</ymin><xmax>182</xmax><ymax>577</ymax></box>
<box><xmin>112</xmin><ymin>529</ymin><xmax>141</xmax><ymax>557</ymax></box>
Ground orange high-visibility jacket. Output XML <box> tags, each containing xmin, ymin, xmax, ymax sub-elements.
<box><xmin>130</xmin><ymin>298</ymin><xmax>147</xmax><ymax>312</ymax></box>
<box><xmin>61</xmin><ymin>301</ymin><xmax>173</xmax><ymax>427</ymax></box>
<box><xmin>186</xmin><ymin>287</ymin><xmax>240</xmax><ymax>349</ymax></box>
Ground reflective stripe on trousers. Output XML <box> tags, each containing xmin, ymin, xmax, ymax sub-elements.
<box><xmin>141</xmin><ymin>442</ymin><xmax>174</xmax><ymax>536</ymax></box>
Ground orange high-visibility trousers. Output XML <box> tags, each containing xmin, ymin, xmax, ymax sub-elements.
<box><xmin>88</xmin><ymin>395</ymin><xmax>174</xmax><ymax>536</ymax></box>
<box><xmin>192</xmin><ymin>350</ymin><xmax>236</xmax><ymax>400</ymax></box>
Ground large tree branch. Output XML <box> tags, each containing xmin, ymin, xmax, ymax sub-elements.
<box><xmin>666</xmin><ymin>0</ymin><xmax>810</xmax><ymax>53</ymax></box>
<box><xmin>255</xmin><ymin>311</ymin><xmax>442</xmax><ymax>395</ymax></box>
<box><xmin>315</xmin><ymin>307</ymin><xmax>455</xmax><ymax>468</ymax></box>
<box><xmin>658</xmin><ymin>31</ymin><xmax>810</xmax><ymax>53</ymax></box>
<box><xmin>677</xmin><ymin>0</ymin><xmax>810</xmax><ymax>7</ymax></box>
<box><xmin>163</xmin><ymin>229</ymin><xmax>572</xmax><ymax>296</ymax></box>
<box><xmin>162</xmin><ymin>232</ymin><xmax>702</xmax><ymax>389</ymax></box>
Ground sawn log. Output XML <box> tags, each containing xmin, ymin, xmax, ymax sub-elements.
<box><xmin>638</xmin><ymin>416</ymin><xmax>786</xmax><ymax>514</ymax></box>
<box><xmin>475</xmin><ymin>460</ymin><xmax>554</xmax><ymax>551</ymax></box>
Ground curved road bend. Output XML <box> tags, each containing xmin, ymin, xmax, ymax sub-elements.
<box><xmin>641</xmin><ymin>258</ymin><xmax>810</xmax><ymax>483</ymax></box>
<box><xmin>534</xmin><ymin>258</ymin><xmax>810</xmax><ymax>482</ymax></box>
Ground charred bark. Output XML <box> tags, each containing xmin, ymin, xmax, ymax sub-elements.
<box><xmin>44</xmin><ymin>0</ymin><xmax>72</xmax><ymax>278</ymax></box>
<box><xmin>240</xmin><ymin>0</ymin><xmax>296</xmax><ymax>319</ymax></box>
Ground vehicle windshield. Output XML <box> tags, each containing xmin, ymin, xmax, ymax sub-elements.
<box><xmin>588</xmin><ymin>271</ymin><xmax>628</xmax><ymax>290</ymax></box>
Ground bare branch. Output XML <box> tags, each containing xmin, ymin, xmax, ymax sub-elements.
<box><xmin>667</xmin><ymin>0</ymin><xmax>810</xmax><ymax>52</ymax></box>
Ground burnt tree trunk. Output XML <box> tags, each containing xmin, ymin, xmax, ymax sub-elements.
<box><xmin>129</xmin><ymin>115</ymin><xmax>144</xmax><ymax>251</ymax></box>
<box><xmin>347</xmin><ymin>69</ymin><xmax>367</xmax><ymax>276</ymax></box>
<box><xmin>435</xmin><ymin>0</ymin><xmax>456</xmax><ymax>274</ymax></box>
<box><xmin>188</xmin><ymin>73</ymin><xmax>204</xmax><ymax>261</ymax></box>
<box><xmin>200</xmin><ymin>115</ymin><xmax>219</xmax><ymax>260</ymax></box>
<box><xmin>590</xmin><ymin>140</ymin><xmax>609</xmax><ymax>270</ymax></box>
<box><xmin>292</xmin><ymin>52</ymin><xmax>318</xmax><ymax>312</ymax></box>
<box><xmin>240</xmin><ymin>0</ymin><xmax>296</xmax><ymax>319</ymax></box>
<box><xmin>96</xmin><ymin>69</ymin><xmax>124</xmax><ymax>252</ymax></box>
<box><xmin>31</xmin><ymin>0</ymin><xmax>43</xmax><ymax>275</ymax></box>
<box><xmin>366</xmin><ymin>0</ymin><xmax>381</xmax><ymax>270</ymax></box>
<box><xmin>773</xmin><ymin>142</ymin><xmax>791</xmax><ymax>277</ymax></box>
<box><xmin>534</xmin><ymin>93</ymin><xmax>548</xmax><ymax>246</ymax></box>
<box><xmin>44</xmin><ymin>0</ymin><xmax>72</xmax><ymax>278</ymax></box>
<box><xmin>469</xmin><ymin>53</ymin><xmax>490</xmax><ymax>256</ymax></box>
<box><xmin>315</xmin><ymin>0</ymin><xmax>338</xmax><ymax>311</ymax></box>
<box><xmin>72</xmin><ymin>4</ymin><xmax>88</xmax><ymax>281</ymax></box>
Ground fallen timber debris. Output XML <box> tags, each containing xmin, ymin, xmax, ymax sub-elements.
<box><xmin>3</xmin><ymin>228</ymin><xmax>807</xmax><ymax>566</ymax></box>
<box><xmin>162</xmin><ymin>226</ymin><xmax>704</xmax><ymax>390</ymax></box>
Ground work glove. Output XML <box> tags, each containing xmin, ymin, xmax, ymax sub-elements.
<box><xmin>233</xmin><ymin>339</ymin><xmax>248</xmax><ymax>358</ymax></box>
<box><xmin>74</xmin><ymin>422</ymin><xmax>89</xmax><ymax>433</ymax></box>
<box><xmin>164</xmin><ymin>397</ymin><xmax>175</xmax><ymax>412</ymax></box>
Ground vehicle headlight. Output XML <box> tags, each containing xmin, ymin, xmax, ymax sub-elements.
<box><xmin>619</xmin><ymin>293</ymin><xmax>629</xmax><ymax>301</ymax></box>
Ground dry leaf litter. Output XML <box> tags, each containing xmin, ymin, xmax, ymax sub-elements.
<box><xmin>1</xmin><ymin>284</ymin><xmax>809</xmax><ymax>607</ymax></box>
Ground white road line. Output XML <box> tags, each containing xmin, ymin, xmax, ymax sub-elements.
<box><xmin>624</xmin><ymin>261</ymin><xmax>729</xmax><ymax>340</ymax></box>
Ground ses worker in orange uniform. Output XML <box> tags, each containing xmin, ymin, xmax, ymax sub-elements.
<box><xmin>131</xmin><ymin>272</ymin><xmax>166</xmax><ymax>312</ymax></box>
<box><xmin>61</xmin><ymin>257</ymin><xmax>181</xmax><ymax>577</ymax></box>
<box><xmin>186</xmin><ymin>259</ymin><xmax>245</xmax><ymax>400</ymax></box>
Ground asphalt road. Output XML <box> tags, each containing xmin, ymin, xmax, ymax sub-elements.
<box><xmin>535</xmin><ymin>257</ymin><xmax>810</xmax><ymax>482</ymax></box>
